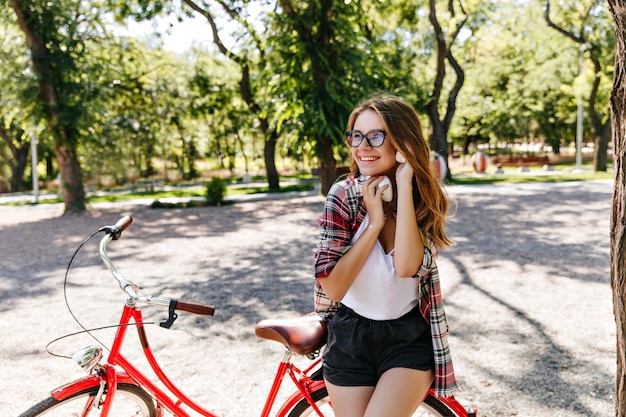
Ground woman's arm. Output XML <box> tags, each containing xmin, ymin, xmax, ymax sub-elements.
<box><xmin>317</xmin><ymin>177</ymin><xmax>387</xmax><ymax>301</ymax></box>
<box><xmin>393</xmin><ymin>164</ymin><xmax>425</xmax><ymax>277</ymax></box>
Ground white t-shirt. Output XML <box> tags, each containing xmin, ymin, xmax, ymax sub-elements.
<box><xmin>340</xmin><ymin>214</ymin><xmax>420</xmax><ymax>320</ymax></box>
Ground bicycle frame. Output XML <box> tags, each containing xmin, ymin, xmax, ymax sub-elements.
<box><xmin>50</xmin><ymin>302</ymin><xmax>326</xmax><ymax>417</ymax></box>
<box><xmin>43</xmin><ymin>219</ymin><xmax>328</xmax><ymax>417</ymax></box>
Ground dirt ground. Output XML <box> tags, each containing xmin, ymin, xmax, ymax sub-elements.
<box><xmin>0</xmin><ymin>179</ymin><xmax>616</xmax><ymax>416</ymax></box>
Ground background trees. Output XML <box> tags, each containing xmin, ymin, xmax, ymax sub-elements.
<box><xmin>544</xmin><ymin>0</ymin><xmax>614</xmax><ymax>172</ymax></box>
<box><xmin>8</xmin><ymin>0</ymin><xmax>94</xmax><ymax>212</ymax></box>
<box><xmin>1</xmin><ymin>0</ymin><xmax>616</xmax><ymax>212</ymax></box>
<box><xmin>454</xmin><ymin>0</ymin><xmax>581</xmax><ymax>155</ymax></box>
<box><xmin>0</xmin><ymin>17</ymin><xmax>34</xmax><ymax>193</ymax></box>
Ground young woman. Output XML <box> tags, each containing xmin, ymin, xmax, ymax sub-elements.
<box><xmin>313</xmin><ymin>93</ymin><xmax>457</xmax><ymax>417</ymax></box>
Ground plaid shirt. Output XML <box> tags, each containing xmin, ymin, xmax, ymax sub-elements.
<box><xmin>313</xmin><ymin>176</ymin><xmax>458</xmax><ymax>397</ymax></box>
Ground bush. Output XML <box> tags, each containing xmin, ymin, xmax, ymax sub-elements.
<box><xmin>205</xmin><ymin>177</ymin><xmax>226</xmax><ymax>206</ymax></box>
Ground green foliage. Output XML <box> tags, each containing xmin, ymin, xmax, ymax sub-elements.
<box><xmin>0</xmin><ymin>11</ymin><xmax>38</xmax><ymax>191</ymax></box>
<box><xmin>102</xmin><ymin>0</ymin><xmax>175</xmax><ymax>22</ymax></box>
<box><xmin>0</xmin><ymin>0</ymin><xmax>616</xmax><ymax>195</ymax></box>
<box><xmin>187</xmin><ymin>52</ymin><xmax>255</xmax><ymax>173</ymax></box>
<box><xmin>205</xmin><ymin>177</ymin><xmax>226</xmax><ymax>206</ymax></box>
<box><xmin>265</xmin><ymin>0</ymin><xmax>383</xmax><ymax>152</ymax></box>
<box><xmin>450</xmin><ymin>0</ymin><xmax>613</xmax><ymax>156</ymax></box>
<box><xmin>12</xmin><ymin>0</ymin><xmax>94</xmax><ymax>148</ymax></box>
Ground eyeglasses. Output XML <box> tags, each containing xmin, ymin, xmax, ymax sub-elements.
<box><xmin>344</xmin><ymin>129</ymin><xmax>387</xmax><ymax>148</ymax></box>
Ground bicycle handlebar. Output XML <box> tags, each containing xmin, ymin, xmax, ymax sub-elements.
<box><xmin>99</xmin><ymin>215</ymin><xmax>133</xmax><ymax>240</ymax></box>
<box><xmin>99</xmin><ymin>216</ymin><xmax>215</xmax><ymax>319</ymax></box>
<box><xmin>115</xmin><ymin>215</ymin><xmax>133</xmax><ymax>232</ymax></box>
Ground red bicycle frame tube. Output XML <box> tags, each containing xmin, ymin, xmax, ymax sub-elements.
<box><xmin>431</xmin><ymin>393</ymin><xmax>474</xmax><ymax>417</ymax></box>
<box><xmin>274</xmin><ymin>380</ymin><xmax>326</xmax><ymax>417</ymax></box>
<box><xmin>260</xmin><ymin>354</ymin><xmax>326</xmax><ymax>417</ymax></box>
<box><xmin>50</xmin><ymin>303</ymin><xmax>326</xmax><ymax>417</ymax></box>
<box><xmin>50</xmin><ymin>372</ymin><xmax>136</xmax><ymax>400</ymax></box>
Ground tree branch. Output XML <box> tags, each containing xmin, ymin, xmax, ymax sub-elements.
<box><xmin>182</xmin><ymin>0</ymin><xmax>243</xmax><ymax>64</ymax></box>
<box><xmin>543</xmin><ymin>0</ymin><xmax>585</xmax><ymax>43</ymax></box>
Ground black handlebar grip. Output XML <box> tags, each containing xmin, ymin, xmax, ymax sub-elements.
<box><xmin>176</xmin><ymin>301</ymin><xmax>215</xmax><ymax>316</ymax></box>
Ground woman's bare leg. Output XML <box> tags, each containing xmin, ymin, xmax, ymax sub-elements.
<box><xmin>325</xmin><ymin>380</ymin><xmax>375</xmax><ymax>417</ymax></box>
<box><xmin>363</xmin><ymin>368</ymin><xmax>434</xmax><ymax>417</ymax></box>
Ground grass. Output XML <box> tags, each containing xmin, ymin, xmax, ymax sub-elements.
<box><xmin>226</xmin><ymin>182</ymin><xmax>315</xmax><ymax>195</ymax></box>
<box><xmin>448</xmin><ymin>169</ymin><xmax>613</xmax><ymax>186</ymax></box>
<box><xmin>88</xmin><ymin>182</ymin><xmax>315</xmax><ymax>203</ymax></box>
<box><xmin>88</xmin><ymin>188</ymin><xmax>206</xmax><ymax>203</ymax></box>
<box><xmin>1</xmin><ymin>180</ymin><xmax>317</xmax><ymax>206</ymax></box>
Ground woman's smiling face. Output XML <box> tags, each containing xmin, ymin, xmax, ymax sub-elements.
<box><xmin>350</xmin><ymin>109</ymin><xmax>397</xmax><ymax>177</ymax></box>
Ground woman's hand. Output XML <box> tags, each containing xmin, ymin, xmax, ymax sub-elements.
<box><xmin>362</xmin><ymin>176</ymin><xmax>386</xmax><ymax>231</ymax></box>
<box><xmin>395</xmin><ymin>158</ymin><xmax>414</xmax><ymax>192</ymax></box>
<box><xmin>318</xmin><ymin>176</ymin><xmax>389</xmax><ymax>302</ymax></box>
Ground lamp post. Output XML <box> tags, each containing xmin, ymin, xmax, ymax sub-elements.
<box><xmin>31</xmin><ymin>133</ymin><xmax>39</xmax><ymax>203</ymax></box>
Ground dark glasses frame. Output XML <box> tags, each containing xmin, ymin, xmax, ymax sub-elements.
<box><xmin>344</xmin><ymin>129</ymin><xmax>387</xmax><ymax>148</ymax></box>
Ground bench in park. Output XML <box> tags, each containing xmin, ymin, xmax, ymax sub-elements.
<box><xmin>131</xmin><ymin>180</ymin><xmax>162</xmax><ymax>192</ymax></box>
<box><xmin>492</xmin><ymin>155</ymin><xmax>550</xmax><ymax>167</ymax></box>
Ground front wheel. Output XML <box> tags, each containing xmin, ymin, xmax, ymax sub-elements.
<box><xmin>287</xmin><ymin>386</ymin><xmax>465</xmax><ymax>417</ymax></box>
<box><xmin>18</xmin><ymin>383</ymin><xmax>156</xmax><ymax>417</ymax></box>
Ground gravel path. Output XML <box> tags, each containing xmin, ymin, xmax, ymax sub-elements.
<box><xmin>0</xmin><ymin>179</ymin><xmax>615</xmax><ymax>416</ymax></box>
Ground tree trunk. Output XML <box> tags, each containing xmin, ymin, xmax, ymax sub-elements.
<box><xmin>426</xmin><ymin>0</ymin><xmax>466</xmax><ymax>182</ymax></box>
<box><xmin>426</xmin><ymin>0</ymin><xmax>449</xmax><ymax>162</ymax></box>
<box><xmin>11</xmin><ymin>141</ymin><xmax>30</xmax><ymax>192</ymax></box>
<box><xmin>608</xmin><ymin>0</ymin><xmax>626</xmax><ymax>414</ymax></box>
<box><xmin>589</xmin><ymin>54</ymin><xmax>611</xmax><ymax>172</ymax></box>
<box><xmin>0</xmin><ymin>125</ymin><xmax>30</xmax><ymax>192</ymax></box>
<box><xmin>186</xmin><ymin>0</ymin><xmax>281</xmax><ymax>191</ymax></box>
<box><xmin>594</xmin><ymin>124</ymin><xmax>611</xmax><ymax>172</ymax></box>
<box><xmin>544</xmin><ymin>1</ymin><xmax>611</xmax><ymax>173</ymax></box>
<box><xmin>318</xmin><ymin>134</ymin><xmax>337</xmax><ymax>196</ymax></box>
<box><xmin>56</xmin><ymin>144</ymin><xmax>86</xmax><ymax>213</ymax></box>
<box><xmin>265</xmin><ymin>131</ymin><xmax>280</xmax><ymax>191</ymax></box>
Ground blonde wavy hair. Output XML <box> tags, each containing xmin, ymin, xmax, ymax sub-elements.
<box><xmin>347</xmin><ymin>93</ymin><xmax>454</xmax><ymax>249</ymax></box>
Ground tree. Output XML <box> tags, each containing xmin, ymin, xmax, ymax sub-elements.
<box><xmin>181</xmin><ymin>0</ymin><xmax>283</xmax><ymax>190</ymax></box>
<box><xmin>544</xmin><ymin>0</ymin><xmax>614</xmax><ymax>171</ymax></box>
<box><xmin>609</xmin><ymin>0</ymin><xmax>626</xmax><ymax>414</ymax></box>
<box><xmin>425</xmin><ymin>0</ymin><xmax>468</xmax><ymax>179</ymax></box>
<box><xmin>188</xmin><ymin>53</ymin><xmax>256</xmax><ymax>175</ymax></box>
<box><xmin>0</xmin><ymin>12</ymin><xmax>36</xmax><ymax>192</ymax></box>
<box><xmin>8</xmin><ymin>0</ymin><xmax>88</xmax><ymax>213</ymax></box>
<box><xmin>270</xmin><ymin>0</ymin><xmax>383</xmax><ymax>194</ymax></box>
<box><xmin>452</xmin><ymin>0</ymin><xmax>581</xmax><ymax>157</ymax></box>
<box><xmin>78</xmin><ymin>37</ymin><xmax>179</xmax><ymax>184</ymax></box>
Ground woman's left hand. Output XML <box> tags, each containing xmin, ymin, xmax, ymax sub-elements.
<box><xmin>395</xmin><ymin>158</ymin><xmax>414</xmax><ymax>191</ymax></box>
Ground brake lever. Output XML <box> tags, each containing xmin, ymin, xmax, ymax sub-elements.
<box><xmin>158</xmin><ymin>300</ymin><xmax>199</xmax><ymax>339</ymax></box>
<box><xmin>160</xmin><ymin>300</ymin><xmax>178</xmax><ymax>329</ymax></box>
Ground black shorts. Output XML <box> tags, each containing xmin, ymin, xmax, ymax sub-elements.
<box><xmin>322</xmin><ymin>304</ymin><xmax>434</xmax><ymax>387</ymax></box>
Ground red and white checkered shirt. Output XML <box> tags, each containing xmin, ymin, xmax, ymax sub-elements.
<box><xmin>313</xmin><ymin>175</ymin><xmax>458</xmax><ymax>397</ymax></box>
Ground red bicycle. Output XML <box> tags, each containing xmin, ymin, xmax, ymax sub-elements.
<box><xmin>17</xmin><ymin>216</ymin><xmax>476</xmax><ymax>417</ymax></box>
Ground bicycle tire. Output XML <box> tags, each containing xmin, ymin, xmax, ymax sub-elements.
<box><xmin>17</xmin><ymin>382</ymin><xmax>156</xmax><ymax>417</ymax></box>
<box><xmin>287</xmin><ymin>386</ymin><xmax>462</xmax><ymax>417</ymax></box>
